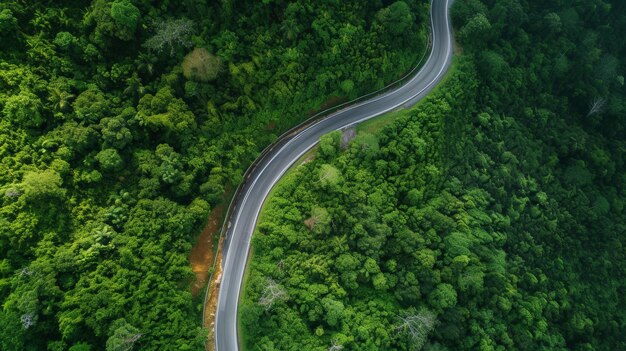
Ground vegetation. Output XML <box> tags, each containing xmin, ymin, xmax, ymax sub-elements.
<box><xmin>241</xmin><ymin>0</ymin><xmax>626</xmax><ymax>350</ymax></box>
<box><xmin>0</xmin><ymin>0</ymin><xmax>428</xmax><ymax>349</ymax></box>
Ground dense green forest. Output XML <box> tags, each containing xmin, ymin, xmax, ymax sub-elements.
<box><xmin>241</xmin><ymin>0</ymin><xmax>626</xmax><ymax>350</ymax></box>
<box><xmin>0</xmin><ymin>0</ymin><xmax>428</xmax><ymax>349</ymax></box>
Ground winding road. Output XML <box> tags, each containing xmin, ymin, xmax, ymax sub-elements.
<box><xmin>215</xmin><ymin>0</ymin><xmax>453</xmax><ymax>349</ymax></box>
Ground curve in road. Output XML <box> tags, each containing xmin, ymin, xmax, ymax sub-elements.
<box><xmin>215</xmin><ymin>0</ymin><xmax>453</xmax><ymax>349</ymax></box>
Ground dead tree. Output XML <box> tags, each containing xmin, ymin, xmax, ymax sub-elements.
<box><xmin>258</xmin><ymin>278</ymin><xmax>287</xmax><ymax>311</ymax></box>
<box><xmin>587</xmin><ymin>97</ymin><xmax>606</xmax><ymax>116</ymax></box>
<box><xmin>106</xmin><ymin>321</ymin><xmax>143</xmax><ymax>351</ymax></box>
<box><xmin>20</xmin><ymin>267</ymin><xmax>33</xmax><ymax>277</ymax></box>
<box><xmin>143</xmin><ymin>18</ymin><xmax>194</xmax><ymax>56</ymax></box>
<box><xmin>21</xmin><ymin>312</ymin><xmax>35</xmax><ymax>329</ymax></box>
<box><xmin>123</xmin><ymin>333</ymin><xmax>144</xmax><ymax>346</ymax></box>
<box><xmin>394</xmin><ymin>309</ymin><xmax>436</xmax><ymax>350</ymax></box>
<box><xmin>4</xmin><ymin>188</ymin><xmax>21</xmax><ymax>198</ymax></box>
<box><xmin>328</xmin><ymin>338</ymin><xmax>344</xmax><ymax>351</ymax></box>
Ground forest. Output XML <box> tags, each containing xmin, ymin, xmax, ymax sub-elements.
<box><xmin>241</xmin><ymin>0</ymin><xmax>625</xmax><ymax>350</ymax></box>
<box><xmin>0</xmin><ymin>0</ymin><xmax>428</xmax><ymax>350</ymax></box>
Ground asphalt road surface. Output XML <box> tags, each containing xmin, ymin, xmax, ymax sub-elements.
<box><xmin>215</xmin><ymin>0</ymin><xmax>453</xmax><ymax>349</ymax></box>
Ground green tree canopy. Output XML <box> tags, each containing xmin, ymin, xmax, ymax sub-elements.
<box><xmin>95</xmin><ymin>148</ymin><xmax>124</xmax><ymax>172</ymax></box>
<box><xmin>21</xmin><ymin>169</ymin><xmax>66</xmax><ymax>200</ymax></box>
<box><xmin>3</xmin><ymin>90</ymin><xmax>44</xmax><ymax>128</ymax></box>
<box><xmin>375</xmin><ymin>1</ymin><xmax>414</xmax><ymax>37</ymax></box>
<box><xmin>110</xmin><ymin>0</ymin><xmax>140</xmax><ymax>40</ymax></box>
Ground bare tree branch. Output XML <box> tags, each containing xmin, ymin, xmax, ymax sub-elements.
<box><xmin>21</xmin><ymin>312</ymin><xmax>35</xmax><ymax>329</ymax></box>
<box><xmin>5</xmin><ymin>188</ymin><xmax>21</xmax><ymax>198</ymax></box>
<box><xmin>328</xmin><ymin>338</ymin><xmax>344</xmax><ymax>351</ymax></box>
<box><xmin>19</xmin><ymin>267</ymin><xmax>33</xmax><ymax>277</ymax></box>
<box><xmin>394</xmin><ymin>309</ymin><xmax>436</xmax><ymax>350</ymax></box>
<box><xmin>587</xmin><ymin>97</ymin><xmax>606</xmax><ymax>117</ymax></box>
<box><xmin>124</xmin><ymin>333</ymin><xmax>144</xmax><ymax>345</ymax></box>
<box><xmin>258</xmin><ymin>278</ymin><xmax>287</xmax><ymax>311</ymax></box>
<box><xmin>143</xmin><ymin>18</ymin><xmax>194</xmax><ymax>56</ymax></box>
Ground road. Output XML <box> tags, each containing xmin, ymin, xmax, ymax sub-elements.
<box><xmin>215</xmin><ymin>0</ymin><xmax>453</xmax><ymax>349</ymax></box>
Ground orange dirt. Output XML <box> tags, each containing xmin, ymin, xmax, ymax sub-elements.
<box><xmin>204</xmin><ymin>236</ymin><xmax>223</xmax><ymax>351</ymax></box>
<box><xmin>189</xmin><ymin>204</ymin><xmax>224</xmax><ymax>296</ymax></box>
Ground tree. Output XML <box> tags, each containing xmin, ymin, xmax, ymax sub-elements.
<box><xmin>53</xmin><ymin>32</ymin><xmax>78</xmax><ymax>51</ymax></box>
<box><xmin>3</xmin><ymin>90</ymin><xmax>44</xmax><ymax>128</ymax></box>
<box><xmin>322</xmin><ymin>298</ymin><xmax>345</xmax><ymax>327</ymax></box>
<box><xmin>587</xmin><ymin>97</ymin><xmax>606</xmax><ymax>116</ymax></box>
<box><xmin>336</xmin><ymin>254</ymin><xmax>359</xmax><ymax>290</ymax></box>
<box><xmin>353</xmin><ymin>132</ymin><xmax>380</xmax><ymax>158</ymax></box>
<box><xmin>73</xmin><ymin>88</ymin><xmax>109</xmax><ymax>122</ymax></box>
<box><xmin>20</xmin><ymin>312</ymin><xmax>36</xmax><ymax>329</ymax></box>
<box><xmin>304</xmin><ymin>207</ymin><xmax>331</xmax><ymax>235</ymax></box>
<box><xmin>318</xmin><ymin>164</ymin><xmax>341</xmax><ymax>188</ymax></box>
<box><xmin>459</xmin><ymin>14</ymin><xmax>491</xmax><ymax>50</ymax></box>
<box><xmin>96</xmin><ymin>148</ymin><xmax>124</xmax><ymax>172</ymax></box>
<box><xmin>136</xmin><ymin>87</ymin><xmax>197</xmax><ymax>139</ymax></box>
<box><xmin>328</xmin><ymin>338</ymin><xmax>344</xmax><ymax>351</ymax></box>
<box><xmin>340</xmin><ymin>79</ymin><xmax>354</xmax><ymax>96</ymax></box>
<box><xmin>375</xmin><ymin>1</ymin><xmax>413</xmax><ymax>38</ymax></box>
<box><xmin>428</xmin><ymin>283</ymin><xmax>457</xmax><ymax>310</ymax></box>
<box><xmin>340</xmin><ymin>127</ymin><xmax>357</xmax><ymax>150</ymax></box>
<box><xmin>21</xmin><ymin>169</ymin><xmax>65</xmax><ymax>200</ymax></box>
<box><xmin>100</xmin><ymin>116</ymin><xmax>132</xmax><ymax>149</ymax></box>
<box><xmin>50</xmin><ymin>121</ymin><xmax>99</xmax><ymax>155</ymax></box>
<box><xmin>479</xmin><ymin>51</ymin><xmax>508</xmax><ymax>81</ymax></box>
<box><xmin>458</xmin><ymin>266</ymin><xmax>485</xmax><ymax>293</ymax></box>
<box><xmin>258</xmin><ymin>278</ymin><xmax>287</xmax><ymax>311</ymax></box>
<box><xmin>0</xmin><ymin>311</ymin><xmax>25</xmax><ymax>350</ymax></box>
<box><xmin>450</xmin><ymin>0</ymin><xmax>487</xmax><ymax>27</ymax></box>
<box><xmin>143</xmin><ymin>18</ymin><xmax>194</xmax><ymax>56</ymax></box>
<box><xmin>182</xmin><ymin>48</ymin><xmax>222</xmax><ymax>82</ymax></box>
<box><xmin>48</xmin><ymin>83</ymin><xmax>75</xmax><ymax>113</ymax></box>
<box><xmin>85</xmin><ymin>0</ymin><xmax>140</xmax><ymax>42</ymax></box>
<box><xmin>155</xmin><ymin>143</ymin><xmax>183</xmax><ymax>184</ymax></box>
<box><xmin>395</xmin><ymin>309</ymin><xmax>437</xmax><ymax>350</ymax></box>
<box><xmin>110</xmin><ymin>0</ymin><xmax>140</xmax><ymax>41</ymax></box>
<box><xmin>543</xmin><ymin>13</ymin><xmax>562</xmax><ymax>35</ymax></box>
<box><xmin>319</xmin><ymin>131</ymin><xmax>341</xmax><ymax>158</ymax></box>
<box><xmin>69</xmin><ymin>343</ymin><xmax>93</xmax><ymax>351</ymax></box>
<box><xmin>0</xmin><ymin>9</ymin><xmax>18</xmax><ymax>35</ymax></box>
<box><xmin>106</xmin><ymin>319</ymin><xmax>143</xmax><ymax>351</ymax></box>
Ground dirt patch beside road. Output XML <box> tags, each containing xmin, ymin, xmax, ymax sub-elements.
<box><xmin>190</xmin><ymin>204</ymin><xmax>224</xmax><ymax>296</ymax></box>
<box><xmin>204</xmin><ymin>236</ymin><xmax>223</xmax><ymax>351</ymax></box>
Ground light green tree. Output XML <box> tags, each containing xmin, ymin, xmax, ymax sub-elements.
<box><xmin>21</xmin><ymin>169</ymin><xmax>65</xmax><ymax>200</ymax></box>
<box><xmin>182</xmin><ymin>48</ymin><xmax>222</xmax><ymax>82</ymax></box>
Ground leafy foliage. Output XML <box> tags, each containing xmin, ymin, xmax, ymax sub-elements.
<box><xmin>0</xmin><ymin>0</ymin><xmax>428</xmax><ymax>349</ymax></box>
<box><xmin>241</xmin><ymin>0</ymin><xmax>626</xmax><ymax>350</ymax></box>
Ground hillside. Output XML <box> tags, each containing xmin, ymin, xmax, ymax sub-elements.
<box><xmin>240</xmin><ymin>0</ymin><xmax>625</xmax><ymax>350</ymax></box>
<box><xmin>0</xmin><ymin>0</ymin><xmax>428</xmax><ymax>349</ymax></box>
